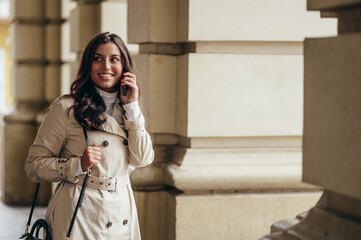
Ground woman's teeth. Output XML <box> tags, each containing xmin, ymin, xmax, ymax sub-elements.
<box><xmin>99</xmin><ymin>74</ymin><xmax>112</xmax><ymax>77</ymax></box>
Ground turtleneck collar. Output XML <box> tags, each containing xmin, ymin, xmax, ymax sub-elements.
<box><xmin>94</xmin><ymin>86</ymin><xmax>118</xmax><ymax>115</ymax></box>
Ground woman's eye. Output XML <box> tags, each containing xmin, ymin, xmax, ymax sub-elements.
<box><xmin>93</xmin><ymin>57</ymin><xmax>102</xmax><ymax>61</ymax></box>
<box><xmin>111</xmin><ymin>58</ymin><xmax>119</xmax><ymax>62</ymax></box>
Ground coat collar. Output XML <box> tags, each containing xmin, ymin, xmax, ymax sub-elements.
<box><xmin>101</xmin><ymin>99</ymin><xmax>128</xmax><ymax>139</ymax></box>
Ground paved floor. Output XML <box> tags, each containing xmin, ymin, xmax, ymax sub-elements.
<box><xmin>0</xmin><ymin>198</ymin><xmax>46</xmax><ymax>239</ymax></box>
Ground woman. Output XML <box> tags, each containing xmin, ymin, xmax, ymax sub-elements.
<box><xmin>25</xmin><ymin>32</ymin><xmax>154</xmax><ymax>240</ymax></box>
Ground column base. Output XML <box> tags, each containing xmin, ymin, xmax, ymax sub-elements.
<box><xmin>135</xmin><ymin>190</ymin><xmax>321</xmax><ymax>240</ymax></box>
<box><xmin>1</xmin><ymin>108</ymin><xmax>51</xmax><ymax>205</ymax></box>
<box><xmin>260</xmin><ymin>191</ymin><xmax>361</xmax><ymax>240</ymax></box>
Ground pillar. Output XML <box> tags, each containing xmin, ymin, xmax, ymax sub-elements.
<box><xmin>128</xmin><ymin>0</ymin><xmax>337</xmax><ymax>239</ymax></box>
<box><xmin>69</xmin><ymin>0</ymin><xmax>137</xmax><ymax>67</ymax></box>
<box><xmin>2</xmin><ymin>0</ymin><xmax>75</xmax><ymax>205</ymax></box>
<box><xmin>2</xmin><ymin>0</ymin><xmax>49</xmax><ymax>205</ymax></box>
<box><xmin>261</xmin><ymin>0</ymin><xmax>361</xmax><ymax>239</ymax></box>
<box><xmin>44</xmin><ymin>0</ymin><xmax>76</xmax><ymax>101</ymax></box>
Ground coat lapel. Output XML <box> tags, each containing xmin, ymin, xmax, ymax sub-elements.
<box><xmin>101</xmin><ymin>99</ymin><xmax>128</xmax><ymax>139</ymax></box>
<box><xmin>111</xmin><ymin>99</ymin><xmax>125</xmax><ymax>125</ymax></box>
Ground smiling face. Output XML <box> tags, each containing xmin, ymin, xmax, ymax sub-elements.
<box><xmin>91</xmin><ymin>42</ymin><xmax>123</xmax><ymax>93</ymax></box>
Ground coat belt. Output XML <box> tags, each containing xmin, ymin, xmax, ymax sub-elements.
<box><xmin>77</xmin><ymin>173</ymin><xmax>130</xmax><ymax>192</ymax></box>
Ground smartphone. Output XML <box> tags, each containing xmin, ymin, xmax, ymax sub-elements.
<box><xmin>121</xmin><ymin>73</ymin><xmax>128</xmax><ymax>96</ymax></box>
<box><xmin>123</xmin><ymin>85</ymin><xmax>128</xmax><ymax>96</ymax></box>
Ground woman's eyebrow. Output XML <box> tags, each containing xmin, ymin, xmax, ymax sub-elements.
<box><xmin>94</xmin><ymin>53</ymin><xmax>121</xmax><ymax>57</ymax></box>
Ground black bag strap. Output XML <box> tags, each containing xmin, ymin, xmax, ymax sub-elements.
<box><xmin>22</xmin><ymin>126</ymin><xmax>91</xmax><ymax>240</ymax></box>
<box><xmin>66</xmin><ymin>126</ymin><xmax>91</xmax><ymax>239</ymax></box>
<box><xmin>23</xmin><ymin>183</ymin><xmax>41</xmax><ymax>236</ymax></box>
<box><xmin>20</xmin><ymin>185</ymin><xmax>52</xmax><ymax>239</ymax></box>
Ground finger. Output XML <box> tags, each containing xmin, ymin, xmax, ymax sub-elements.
<box><xmin>88</xmin><ymin>146</ymin><xmax>101</xmax><ymax>152</ymax></box>
<box><xmin>92</xmin><ymin>150</ymin><xmax>102</xmax><ymax>156</ymax></box>
<box><xmin>90</xmin><ymin>150</ymin><xmax>102</xmax><ymax>157</ymax></box>
<box><xmin>121</xmin><ymin>77</ymin><xmax>137</xmax><ymax>86</ymax></box>
<box><xmin>92</xmin><ymin>154</ymin><xmax>102</xmax><ymax>160</ymax></box>
<box><xmin>123</xmin><ymin>72</ymin><xmax>136</xmax><ymax>80</ymax></box>
<box><xmin>121</xmin><ymin>77</ymin><xmax>136</xmax><ymax>86</ymax></box>
<box><xmin>90</xmin><ymin>159</ymin><xmax>100</xmax><ymax>166</ymax></box>
<box><xmin>121</xmin><ymin>81</ymin><xmax>138</xmax><ymax>91</ymax></box>
<box><xmin>88</xmin><ymin>155</ymin><xmax>101</xmax><ymax>162</ymax></box>
<box><xmin>91</xmin><ymin>155</ymin><xmax>101</xmax><ymax>162</ymax></box>
<box><xmin>89</xmin><ymin>148</ymin><xmax>101</xmax><ymax>154</ymax></box>
<box><xmin>90</xmin><ymin>144</ymin><xmax>102</xmax><ymax>148</ymax></box>
<box><xmin>87</xmin><ymin>151</ymin><xmax>100</xmax><ymax>158</ymax></box>
<box><xmin>90</xmin><ymin>144</ymin><xmax>101</xmax><ymax>149</ymax></box>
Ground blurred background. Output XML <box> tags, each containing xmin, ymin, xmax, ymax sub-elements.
<box><xmin>0</xmin><ymin>0</ymin><xmax>360</xmax><ymax>239</ymax></box>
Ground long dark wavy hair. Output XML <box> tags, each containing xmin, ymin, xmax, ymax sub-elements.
<box><xmin>69</xmin><ymin>32</ymin><xmax>136</xmax><ymax>130</ymax></box>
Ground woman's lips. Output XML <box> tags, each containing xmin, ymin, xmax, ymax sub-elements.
<box><xmin>98</xmin><ymin>73</ymin><xmax>113</xmax><ymax>79</ymax></box>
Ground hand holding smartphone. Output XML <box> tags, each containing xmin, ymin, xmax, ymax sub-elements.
<box><xmin>121</xmin><ymin>73</ymin><xmax>128</xmax><ymax>96</ymax></box>
<box><xmin>122</xmin><ymin>85</ymin><xmax>128</xmax><ymax>96</ymax></box>
<box><xmin>120</xmin><ymin>72</ymin><xmax>139</xmax><ymax>104</ymax></box>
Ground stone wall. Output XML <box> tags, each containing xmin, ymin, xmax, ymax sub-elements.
<box><xmin>128</xmin><ymin>0</ymin><xmax>337</xmax><ymax>239</ymax></box>
<box><xmin>261</xmin><ymin>0</ymin><xmax>361</xmax><ymax>239</ymax></box>
<box><xmin>2</xmin><ymin>0</ymin><xmax>344</xmax><ymax>239</ymax></box>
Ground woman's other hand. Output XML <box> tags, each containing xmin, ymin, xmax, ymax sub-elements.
<box><xmin>120</xmin><ymin>72</ymin><xmax>139</xmax><ymax>104</ymax></box>
<box><xmin>81</xmin><ymin>144</ymin><xmax>101</xmax><ymax>172</ymax></box>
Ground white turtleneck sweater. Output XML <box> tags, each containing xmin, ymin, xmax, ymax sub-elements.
<box><xmin>95</xmin><ymin>86</ymin><xmax>140</xmax><ymax>120</ymax></box>
<box><xmin>76</xmin><ymin>86</ymin><xmax>141</xmax><ymax>175</ymax></box>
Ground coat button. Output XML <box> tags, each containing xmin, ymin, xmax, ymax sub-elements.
<box><xmin>123</xmin><ymin>139</ymin><xmax>128</xmax><ymax>146</ymax></box>
<box><xmin>123</xmin><ymin>219</ymin><xmax>128</xmax><ymax>225</ymax></box>
<box><xmin>103</xmin><ymin>140</ymin><xmax>109</xmax><ymax>147</ymax></box>
<box><xmin>107</xmin><ymin>222</ymin><xmax>112</xmax><ymax>228</ymax></box>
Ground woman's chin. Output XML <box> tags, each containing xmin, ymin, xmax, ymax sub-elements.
<box><xmin>94</xmin><ymin>84</ymin><xmax>117</xmax><ymax>93</ymax></box>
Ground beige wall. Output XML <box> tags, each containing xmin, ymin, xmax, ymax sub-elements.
<box><xmin>129</xmin><ymin>0</ymin><xmax>337</xmax><ymax>239</ymax></box>
<box><xmin>304</xmin><ymin>0</ymin><xmax>361</xmax><ymax>201</ymax></box>
<box><xmin>304</xmin><ymin>34</ymin><xmax>361</xmax><ymax>200</ymax></box>
<box><xmin>261</xmin><ymin>0</ymin><xmax>361</xmax><ymax>239</ymax></box>
<box><xmin>4</xmin><ymin>0</ymin><xmax>356</xmax><ymax>239</ymax></box>
<box><xmin>135</xmin><ymin>191</ymin><xmax>321</xmax><ymax>240</ymax></box>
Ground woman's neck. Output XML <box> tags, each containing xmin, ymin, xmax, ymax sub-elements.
<box><xmin>95</xmin><ymin>86</ymin><xmax>118</xmax><ymax>115</ymax></box>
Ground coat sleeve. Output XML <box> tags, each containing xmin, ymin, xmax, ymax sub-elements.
<box><xmin>123</xmin><ymin>113</ymin><xmax>154</xmax><ymax>167</ymax></box>
<box><xmin>24</xmin><ymin>98</ymin><xmax>80</xmax><ymax>183</ymax></box>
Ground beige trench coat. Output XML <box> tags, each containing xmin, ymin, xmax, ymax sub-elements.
<box><xmin>25</xmin><ymin>95</ymin><xmax>154</xmax><ymax>240</ymax></box>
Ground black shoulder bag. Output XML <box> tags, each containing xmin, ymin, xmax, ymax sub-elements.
<box><xmin>20</xmin><ymin>127</ymin><xmax>91</xmax><ymax>240</ymax></box>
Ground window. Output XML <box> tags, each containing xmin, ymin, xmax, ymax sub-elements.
<box><xmin>0</xmin><ymin>49</ymin><xmax>5</xmax><ymax>112</ymax></box>
<box><xmin>0</xmin><ymin>0</ymin><xmax>10</xmax><ymax>20</ymax></box>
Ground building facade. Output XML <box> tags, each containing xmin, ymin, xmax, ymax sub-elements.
<box><xmin>1</xmin><ymin>0</ymin><xmax>351</xmax><ymax>239</ymax></box>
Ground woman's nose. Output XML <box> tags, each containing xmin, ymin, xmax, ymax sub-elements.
<box><xmin>103</xmin><ymin>59</ymin><xmax>111</xmax><ymax>70</ymax></box>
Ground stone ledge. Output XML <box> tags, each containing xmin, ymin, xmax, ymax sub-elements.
<box><xmin>131</xmin><ymin>146</ymin><xmax>320</xmax><ymax>193</ymax></box>
<box><xmin>260</xmin><ymin>191</ymin><xmax>361</xmax><ymax>240</ymax></box>
<box><xmin>139</xmin><ymin>41</ymin><xmax>304</xmax><ymax>55</ymax></box>
<box><xmin>170</xmin><ymin>146</ymin><xmax>303</xmax><ymax>166</ymax></box>
<box><xmin>152</xmin><ymin>134</ymin><xmax>302</xmax><ymax>148</ymax></box>
<box><xmin>308</xmin><ymin>0</ymin><xmax>361</xmax><ymax>11</ymax></box>
<box><xmin>164</xmin><ymin>163</ymin><xmax>318</xmax><ymax>193</ymax></box>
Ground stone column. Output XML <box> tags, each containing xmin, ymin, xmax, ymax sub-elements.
<box><xmin>3</xmin><ymin>0</ymin><xmax>50</xmax><ymax>205</ymax></box>
<box><xmin>2</xmin><ymin>0</ymin><xmax>76</xmax><ymax>205</ymax></box>
<box><xmin>261</xmin><ymin>0</ymin><xmax>361</xmax><ymax>239</ymax></box>
<box><xmin>70</xmin><ymin>0</ymin><xmax>137</xmax><ymax>67</ymax></box>
<box><xmin>128</xmin><ymin>0</ymin><xmax>337</xmax><ymax>239</ymax></box>
<box><xmin>44</xmin><ymin>0</ymin><xmax>76</xmax><ymax>101</ymax></box>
